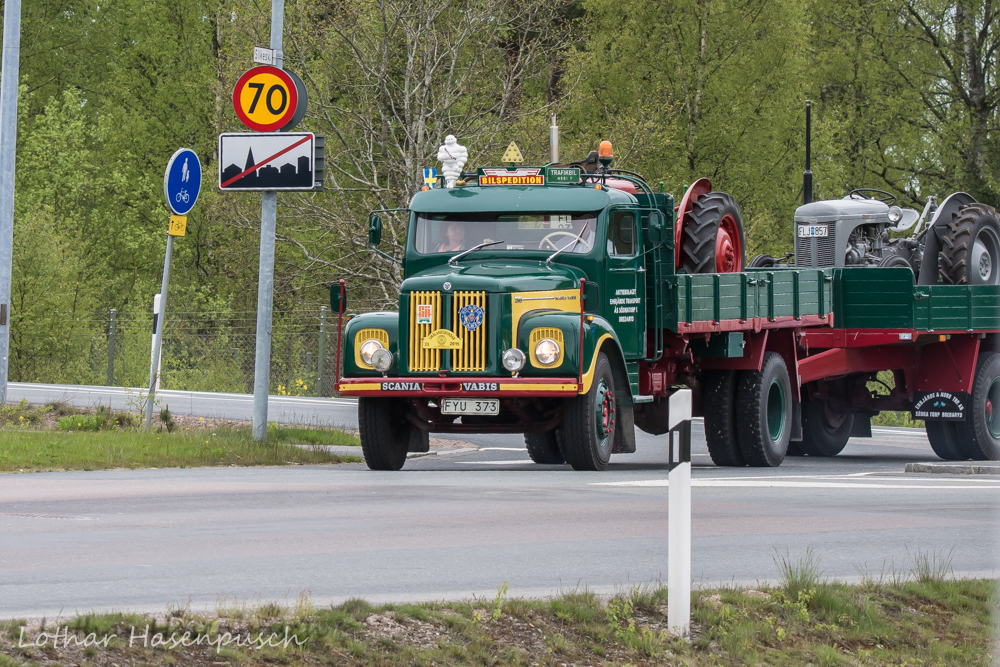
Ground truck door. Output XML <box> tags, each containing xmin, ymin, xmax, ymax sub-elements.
<box><xmin>603</xmin><ymin>208</ymin><xmax>646</xmax><ymax>359</ymax></box>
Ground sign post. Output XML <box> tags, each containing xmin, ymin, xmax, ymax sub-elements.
<box><xmin>0</xmin><ymin>0</ymin><xmax>22</xmax><ymax>405</ymax></box>
<box><xmin>146</xmin><ymin>148</ymin><xmax>201</xmax><ymax>429</ymax></box>
<box><xmin>666</xmin><ymin>388</ymin><xmax>693</xmax><ymax>638</ymax></box>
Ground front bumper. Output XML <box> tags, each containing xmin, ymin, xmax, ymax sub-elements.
<box><xmin>337</xmin><ymin>376</ymin><xmax>581</xmax><ymax>397</ymax></box>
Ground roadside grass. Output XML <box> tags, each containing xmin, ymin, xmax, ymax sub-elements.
<box><xmin>0</xmin><ymin>575</ymin><xmax>993</xmax><ymax>666</ymax></box>
<box><xmin>0</xmin><ymin>425</ymin><xmax>361</xmax><ymax>472</ymax></box>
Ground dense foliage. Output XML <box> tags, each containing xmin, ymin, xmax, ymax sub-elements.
<box><xmin>8</xmin><ymin>0</ymin><xmax>1000</xmax><ymax>382</ymax></box>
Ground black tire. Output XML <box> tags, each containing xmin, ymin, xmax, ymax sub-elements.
<box><xmin>736</xmin><ymin>352</ymin><xmax>792</xmax><ymax>467</ymax></box>
<box><xmin>938</xmin><ymin>204</ymin><xmax>1000</xmax><ymax>285</ymax></box>
<box><xmin>748</xmin><ymin>254</ymin><xmax>777</xmax><ymax>268</ymax></box>
<box><xmin>924</xmin><ymin>420</ymin><xmax>968</xmax><ymax>461</ymax></box>
<box><xmin>358</xmin><ymin>397</ymin><xmax>411</xmax><ymax>470</ymax></box>
<box><xmin>955</xmin><ymin>352</ymin><xmax>1000</xmax><ymax>460</ymax></box>
<box><xmin>562</xmin><ymin>353</ymin><xmax>616</xmax><ymax>471</ymax></box>
<box><xmin>703</xmin><ymin>370</ymin><xmax>744</xmax><ymax>466</ymax></box>
<box><xmin>786</xmin><ymin>442</ymin><xmax>805</xmax><ymax>456</ymax></box>
<box><xmin>681</xmin><ymin>192</ymin><xmax>746</xmax><ymax>274</ymax></box>
<box><xmin>799</xmin><ymin>396</ymin><xmax>854</xmax><ymax>457</ymax></box>
<box><xmin>525</xmin><ymin>431</ymin><xmax>565</xmax><ymax>464</ymax></box>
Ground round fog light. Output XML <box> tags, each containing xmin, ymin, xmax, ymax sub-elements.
<box><xmin>360</xmin><ymin>339</ymin><xmax>384</xmax><ymax>366</ymax></box>
<box><xmin>502</xmin><ymin>348</ymin><xmax>526</xmax><ymax>372</ymax></box>
<box><xmin>371</xmin><ymin>348</ymin><xmax>393</xmax><ymax>372</ymax></box>
<box><xmin>534</xmin><ymin>338</ymin><xmax>560</xmax><ymax>366</ymax></box>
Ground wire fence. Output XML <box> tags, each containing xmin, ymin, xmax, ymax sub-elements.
<box><xmin>10</xmin><ymin>303</ymin><xmax>388</xmax><ymax>396</ymax></box>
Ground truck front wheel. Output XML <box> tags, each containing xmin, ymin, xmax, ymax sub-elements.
<box><xmin>956</xmin><ymin>352</ymin><xmax>1000</xmax><ymax>460</ymax></box>
<box><xmin>736</xmin><ymin>352</ymin><xmax>792</xmax><ymax>467</ymax></box>
<box><xmin>562</xmin><ymin>353</ymin><xmax>616</xmax><ymax>471</ymax></box>
<box><xmin>703</xmin><ymin>370</ymin><xmax>744</xmax><ymax>467</ymax></box>
<box><xmin>799</xmin><ymin>396</ymin><xmax>853</xmax><ymax>457</ymax></box>
<box><xmin>358</xmin><ymin>397</ymin><xmax>411</xmax><ymax>470</ymax></box>
<box><xmin>524</xmin><ymin>431</ymin><xmax>565</xmax><ymax>465</ymax></box>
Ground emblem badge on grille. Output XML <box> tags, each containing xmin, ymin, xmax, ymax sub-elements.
<box><xmin>416</xmin><ymin>304</ymin><xmax>433</xmax><ymax>324</ymax></box>
<box><xmin>458</xmin><ymin>304</ymin><xmax>485</xmax><ymax>332</ymax></box>
<box><xmin>443</xmin><ymin>281</ymin><xmax>452</xmax><ymax>290</ymax></box>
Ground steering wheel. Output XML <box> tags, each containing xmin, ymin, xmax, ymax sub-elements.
<box><xmin>539</xmin><ymin>231</ymin><xmax>593</xmax><ymax>252</ymax></box>
<box><xmin>849</xmin><ymin>188</ymin><xmax>896</xmax><ymax>205</ymax></box>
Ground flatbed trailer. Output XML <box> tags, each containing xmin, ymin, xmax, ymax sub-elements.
<box><xmin>337</xmin><ymin>146</ymin><xmax>1000</xmax><ymax>470</ymax></box>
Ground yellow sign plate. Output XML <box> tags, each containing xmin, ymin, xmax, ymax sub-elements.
<box><xmin>501</xmin><ymin>141</ymin><xmax>524</xmax><ymax>163</ymax></box>
<box><xmin>422</xmin><ymin>329</ymin><xmax>462</xmax><ymax>349</ymax></box>
<box><xmin>168</xmin><ymin>215</ymin><xmax>187</xmax><ymax>237</ymax></box>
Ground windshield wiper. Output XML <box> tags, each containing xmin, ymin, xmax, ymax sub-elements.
<box><xmin>545</xmin><ymin>219</ymin><xmax>592</xmax><ymax>264</ymax></box>
<box><xmin>449</xmin><ymin>239</ymin><xmax>504</xmax><ymax>267</ymax></box>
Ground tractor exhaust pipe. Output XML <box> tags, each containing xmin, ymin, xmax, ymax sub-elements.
<box><xmin>803</xmin><ymin>101</ymin><xmax>812</xmax><ymax>205</ymax></box>
<box><xmin>549</xmin><ymin>113</ymin><xmax>559</xmax><ymax>163</ymax></box>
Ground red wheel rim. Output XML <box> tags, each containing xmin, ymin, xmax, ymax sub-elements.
<box><xmin>715</xmin><ymin>213</ymin><xmax>743</xmax><ymax>273</ymax></box>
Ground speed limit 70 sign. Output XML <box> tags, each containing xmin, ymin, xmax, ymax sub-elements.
<box><xmin>232</xmin><ymin>66</ymin><xmax>299</xmax><ymax>132</ymax></box>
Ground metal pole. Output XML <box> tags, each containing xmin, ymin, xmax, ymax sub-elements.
<box><xmin>803</xmin><ymin>100</ymin><xmax>813</xmax><ymax>206</ymax></box>
<box><xmin>251</xmin><ymin>0</ymin><xmax>285</xmax><ymax>442</ymax></box>
<box><xmin>549</xmin><ymin>114</ymin><xmax>559</xmax><ymax>163</ymax></box>
<box><xmin>316</xmin><ymin>306</ymin><xmax>327</xmax><ymax>397</ymax></box>
<box><xmin>145</xmin><ymin>235</ymin><xmax>174</xmax><ymax>429</ymax></box>
<box><xmin>666</xmin><ymin>388</ymin><xmax>693</xmax><ymax>638</ymax></box>
<box><xmin>107</xmin><ymin>309</ymin><xmax>117</xmax><ymax>386</ymax></box>
<box><xmin>0</xmin><ymin>0</ymin><xmax>23</xmax><ymax>404</ymax></box>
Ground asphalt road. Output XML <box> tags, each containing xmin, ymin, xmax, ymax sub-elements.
<box><xmin>2</xmin><ymin>391</ymin><xmax>997</xmax><ymax>618</ymax></box>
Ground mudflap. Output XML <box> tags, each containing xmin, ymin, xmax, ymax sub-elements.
<box><xmin>790</xmin><ymin>398</ymin><xmax>803</xmax><ymax>442</ymax></box>
<box><xmin>850</xmin><ymin>413</ymin><xmax>873</xmax><ymax>438</ymax></box>
<box><xmin>613</xmin><ymin>395</ymin><xmax>637</xmax><ymax>454</ymax></box>
<box><xmin>408</xmin><ymin>428</ymin><xmax>430</xmax><ymax>453</ymax></box>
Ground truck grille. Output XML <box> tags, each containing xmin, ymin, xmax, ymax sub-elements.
<box><xmin>795</xmin><ymin>229</ymin><xmax>837</xmax><ymax>267</ymax></box>
<box><xmin>407</xmin><ymin>290</ymin><xmax>487</xmax><ymax>372</ymax></box>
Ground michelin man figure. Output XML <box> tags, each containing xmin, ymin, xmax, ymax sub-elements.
<box><xmin>437</xmin><ymin>135</ymin><xmax>468</xmax><ymax>188</ymax></box>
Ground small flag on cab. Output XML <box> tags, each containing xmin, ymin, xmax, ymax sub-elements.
<box><xmin>422</xmin><ymin>168</ymin><xmax>438</xmax><ymax>190</ymax></box>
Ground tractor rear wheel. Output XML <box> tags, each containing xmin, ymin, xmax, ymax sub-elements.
<box><xmin>359</xmin><ymin>397</ymin><xmax>412</xmax><ymax>470</ymax></box>
<box><xmin>562</xmin><ymin>353</ymin><xmax>616</xmax><ymax>471</ymax></box>
<box><xmin>525</xmin><ymin>431</ymin><xmax>565</xmax><ymax>464</ymax></box>
<box><xmin>736</xmin><ymin>352</ymin><xmax>792</xmax><ymax>467</ymax></box>
<box><xmin>955</xmin><ymin>352</ymin><xmax>1000</xmax><ymax>460</ymax></box>
<box><xmin>799</xmin><ymin>396</ymin><xmax>854</xmax><ymax>457</ymax></box>
<box><xmin>924</xmin><ymin>421</ymin><xmax>967</xmax><ymax>461</ymax></box>
<box><xmin>703</xmin><ymin>370</ymin><xmax>744</xmax><ymax>467</ymax></box>
<box><xmin>681</xmin><ymin>192</ymin><xmax>746</xmax><ymax>274</ymax></box>
<box><xmin>938</xmin><ymin>204</ymin><xmax>1000</xmax><ymax>285</ymax></box>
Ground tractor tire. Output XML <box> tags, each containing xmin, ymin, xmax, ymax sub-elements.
<box><xmin>736</xmin><ymin>352</ymin><xmax>792</xmax><ymax>467</ymax></box>
<box><xmin>703</xmin><ymin>370</ymin><xmax>745</xmax><ymax>466</ymax></box>
<box><xmin>748</xmin><ymin>254</ymin><xmax>778</xmax><ymax>268</ymax></box>
<box><xmin>799</xmin><ymin>396</ymin><xmax>854</xmax><ymax>457</ymax></box>
<box><xmin>955</xmin><ymin>352</ymin><xmax>1000</xmax><ymax>460</ymax></box>
<box><xmin>358</xmin><ymin>397</ymin><xmax>411</xmax><ymax>470</ymax></box>
<box><xmin>681</xmin><ymin>192</ymin><xmax>746</xmax><ymax>274</ymax></box>
<box><xmin>938</xmin><ymin>204</ymin><xmax>1000</xmax><ymax>285</ymax></box>
<box><xmin>924</xmin><ymin>421</ymin><xmax>967</xmax><ymax>461</ymax></box>
<box><xmin>561</xmin><ymin>353</ymin><xmax>616</xmax><ymax>471</ymax></box>
<box><xmin>525</xmin><ymin>431</ymin><xmax>565</xmax><ymax>465</ymax></box>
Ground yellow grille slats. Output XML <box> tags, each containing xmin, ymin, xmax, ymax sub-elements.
<box><xmin>453</xmin><ymin>291</ymin><xmax>486</xmax><ymax>372</ymax></box>
<box><xmin>354</xmin><ymin>328</ymin><xmax>389</xmax><ymax>368</ymax></box>
<box><xmin>408</xmin><ymin>291</ymin><xmax>441</xmax><ymax>372</ymax></box>
<box><xmin>529</xmin><ymin>327</ymin><xmax>565</xmax><ymax>368</ymax></box>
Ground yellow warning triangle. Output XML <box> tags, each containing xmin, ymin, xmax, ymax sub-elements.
<box><xmin>501</xmin><ymin>141</ymin><xmax>524</xmax><ymax>163</ymax></box>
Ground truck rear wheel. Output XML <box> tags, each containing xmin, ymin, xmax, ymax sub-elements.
<box><xmin>358</xmin><ymin>397</ymin><xmax>411</xmax><ymax>470</ymax></box>
<box><xmin>736</xmin><ymin>352</ymin><xmax>791</xmax><ymax>467</ymax></box>
<box><xmin>562</xmin><ymin>353</ymin><xmax>616</xmax><ymax>471</ymax></box>
<box><xmin>524</xmin><ymin>431</ymin><xmax>565</xmax><ymax>465</ymax></box>
<box><xmin>938</xmin><ymin>204</ymin><xmax>1000</xmax><ymax>285</ymax></box>
<box><xmin>681</xmin><ymin>192</ymin><xmax>746</xmax><ymax>274</ymax></box>
<box><xmin>955</xmin><ymin>352</ymin><xmax>1000</xmax><ymax>460</ymax></box>
<box><xmin>703</xmin><ymin>370</ymin><xmax>744</xmax><ymax>466</ymax></box>
<box><xmin>799</xmin><ymin>396</ymin><xmax>853</xmax><ymax>457</ymax></box>
<box><xmin>924</xmin><ymin>421</ymin><xmax>967</xmax><ymax>460</ymax></box>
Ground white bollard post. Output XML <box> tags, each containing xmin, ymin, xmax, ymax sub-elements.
<box><xmin>149</xmin><ymin>294</ymin><xmax>163</xmax><ymax>392</ymax></box>
<box><xmin>667</xmin><ymin>388</ymin><xmax>692</xmax><ymax>638</ymax></box>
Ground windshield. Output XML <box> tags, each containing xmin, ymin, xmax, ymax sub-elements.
<box><xmin>414</xmin><ymin>212</ymin><xmax>599</xmax><ymax>255</ymax></box>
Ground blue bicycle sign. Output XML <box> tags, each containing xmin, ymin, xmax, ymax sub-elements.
<box><xmin>164</xmin><ymin>148</ymin><xmax>202</xmax><ymax>215</ymax></box>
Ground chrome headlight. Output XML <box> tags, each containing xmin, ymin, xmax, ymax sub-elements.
<box><xmin>534</xmin><ymin>338</ymin><xmax>560</xmax><ymax>366</ymax></box>
<box><xmin>502</xmin><ymin>348</ymin><xmax>526</xmax><ymax>372</ymax></box>
<box><xmin>887</xmin><ymin>206</ymin><xmax>902</xmax><ymax>223</ymax></box>
<box><xmin>359</xmin><ymin>339</ymin><xmax>384</xmax><ymax>366</ymax></box>
<box><xmin>370</xmin><ymin>348</ymin><xmax>393</xmax><ymax>372</ymax></box>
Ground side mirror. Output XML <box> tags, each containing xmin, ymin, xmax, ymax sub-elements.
<box><xmin>330</xmin><ymin>283</ymin><xmax>348</xmax><ymax>312</ymax></box>
<box><xmin>583</xmin><ymin>281</ymin><xmax>600</xmax><ymax>313</ymax></box>
<box><xmin>647</xmin><ymin>211</ymin><xmax>665</xmax><ymax>244</ymax></box>
<box><xmin>368</xmin><ymin>214</ymin><xmax>382</xmax><ymax>247</ymax></box>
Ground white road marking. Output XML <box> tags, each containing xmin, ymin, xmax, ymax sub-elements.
<box><xmin>479</xmin><ymin>447</ymin><xmax>527</xmax><ymax>451</ymax></box>
<box><xmin>594</xmin><ymin>479</ymin><xmax>1000</xmax><ymax>489</ymax></box>
<box><xmin>458</xmin><ymin>460</ymin><xmax>537</xmax><ymax>465</ymax></box>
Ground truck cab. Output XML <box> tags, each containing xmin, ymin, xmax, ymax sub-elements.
<box><xmin>338</xmin><ymin>167</ymin><xmax>671</xmax><ymax>471</ymax></box>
